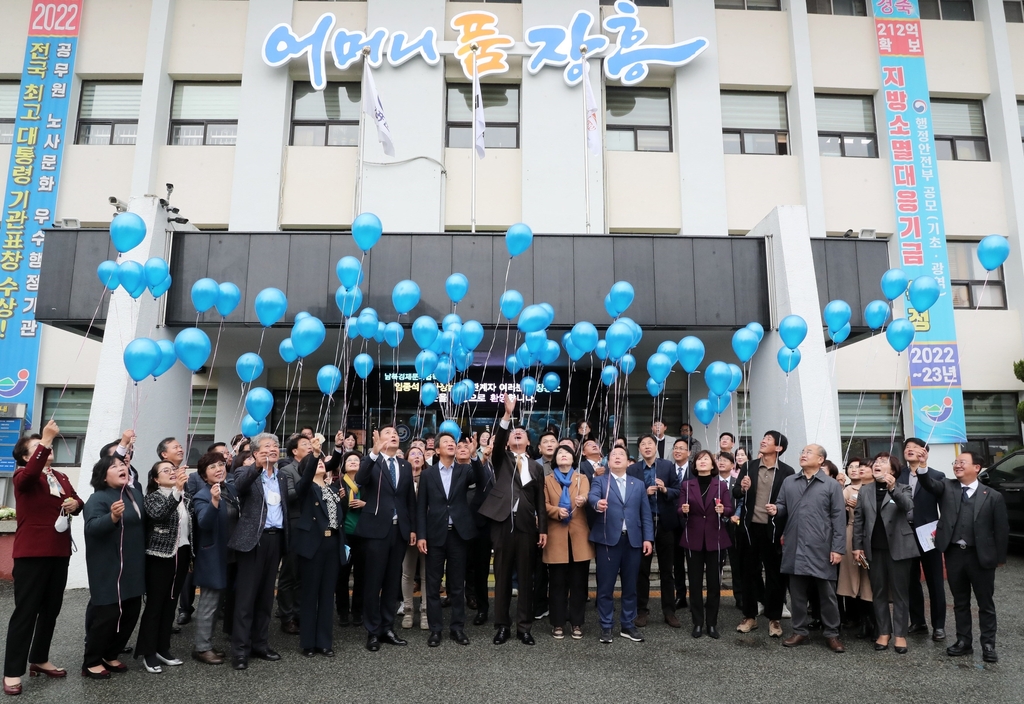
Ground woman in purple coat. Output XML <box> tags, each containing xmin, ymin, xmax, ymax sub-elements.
<box><xmin>678</xmin><ymin>450</ymin><xmax>733</xmax><ymax>640</ymax></box>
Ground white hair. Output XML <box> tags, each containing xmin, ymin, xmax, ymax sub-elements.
<box><xmin>251</xmin><ymin>432</ymin><xmax>279</xmax><ymax>451</ymax></box>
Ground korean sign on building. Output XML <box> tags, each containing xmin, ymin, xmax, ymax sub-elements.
<box><xmin>873</xmin><ymin>0</ymin><xmax>966</xmax><ymax>443</ymax></box>
<box><xmin>0</xmin><ymin>0</ymin><xmax>82</xmax><ymax>423</ymax></box>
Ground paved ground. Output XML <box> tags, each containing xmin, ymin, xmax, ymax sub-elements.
<box><xmin>3</xmin><ymin>554</ymin><xmax>1024</xmax><ymax>703</ymax></box>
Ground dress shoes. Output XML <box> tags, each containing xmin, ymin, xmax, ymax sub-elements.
<box><xmin>380</xmin><ymin>630</ymin><xmax>408</xmax><ymax>646</ymax></box>
<box><xmin>252</xmin><ymin>648</ymin><xmax>281</xmax><ymax>661</ymax></box>
<box><xmin>441</xmin><ymin>596</ymin><xmax>452</xmax><ymax>608</ymax></box>
<box><xmin>428</xmin><ymin>632</ymin><xmax>442</xmax><ymax>648</ymax></box>
<box><xmin>101</xmin><ymin>660</ymin><xmax>127</xmax><ymax>673</ymax></box>
<box><xmin>826</xmin><ymin>637</ymin><xmax>846</xmax><ymax>653</ymax></box>
<box><xmin>318</xmin><ymin>648</ymin><xmax>335</xmax><ymax>657</ymax></box>
<box><xmin>80</xmin><ymin>667</ymin><xmax>111</xmax><ymax>680</ymax></box>
<box><xmin>874</xmin><ymin>639</ymin><xmax>890</xmax><ymax>651</ymax></box>
<box><xmin>634</xmin><ymin>611</ymin><xmax>649</xmax><ymax>628</ymax></box>
<box><xmin>281</xmin><ymin>620</ymin><xmax>300</xmax><ymax>635</ymax></box>
<box><xmin>366</xmin><ymin>635</ymin><xmax>381</xmax><ymax>652</ymax></box>
<box><xmin>143</xmin><ymin>655</ymin><xmax>162</xmax><ymax>674</ymax></box>
<box><xmin>3</xmin><ymin>679</ymin><xmax>21</xmax><ymax>696</ymax></box>
<box><xmin>450</xmin><ymin>630</ymin><xmax>470</xmax><ymax>646</ymax></box>
<box><xmin>302</xmin><ymin>648</ymin><xmax>316</xmax><ymax>657</ymax></box>
<box><xmin>473</xmin><ymin>612</ymin><xmax>489</xmax><ymax>626</ymax></box>
<box><xmin>691</xmin><ymin>625</ymin><xmax>703</xmax><ymax>639</ymax></box>
<box><xmin>932</xmin><ymin>628</ymin><xmax>946</xmax><ymax>642</ymax></box>
<box><xmin>982</xmin><ymin>644</ymin><xmax>998</xmax><ymax>663</ymax></box>
<box><xmin>231</xmin><ymin>658</ymin><xmax>248</xmax><ymax>671</ymax></box>
<box><xmin>176</xmin><ymin>612</ymin><xmax>191</xmax><ymax>626</ymax></box>
<box><xmin>156</xmin><ymin>652</ymin><xmax>183</xmax><ymax>667</ymax></box>
<box><xmin>171</xmin><ymin>626</ymin><xmax>181</xmax><ymax>635</ymax></box>
<box><xmin>493</xmin><ymin>627</ymin><xmax>511</xmax><ymax>645</ymax></box>
<box><xmin>946</xmin><ymin>639</ymin><xmax>973</xmax><ymax>657</ymax></box>
<box><xmin>28</xmin><ymin>665</ymin><xmax>66</xmax><ymax>678</ymax></box>
<box><xmin>517</xmin><ymin>631</ymin><xmax>536</xmax><ymax>646</ymax></box>
<box><xmin>782</xmin><ymin>634</ymin><xmax>809</xmax><ymax>648</ymax></box>
<box><xmin>466</xmin><ymin>597</ymin><xmax>478</xmax><ymax>611</ymax></box>
<box><xmin>192</xmin><ymin>650</ymin><xmax>224</xmax><ymax>665</ymax></box>
<box><xmin>907</xmin><ymin>623</ymin><xmax>929</xmax><ymax>636</ymax></box>
<box><xmin>707</xmin><ymin>626</ymin><xmax>720</xmax><ymax>640</ymax></box>
<box><xmin>807</xmin><ymin>619</ymin><xmax>822</xmax><ymax>631</ymax></box>
<box><xmin>664</xmin><ymin>613</ymin><xmax>681</xmax><ymax>628</ymax></box>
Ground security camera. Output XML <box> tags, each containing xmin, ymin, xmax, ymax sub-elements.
<box><xmin>166</xmin><ymin>183</ymin><xmax>174</xmax><ymax>198</ymax></box>
<box><xmin>168</xmin><ymin>216</ymin><xmax>189</xmax><ymax>225</ymax></box>
<box><xmin>168</xmin><ymin>206</ymin><xmax>180</xmax><ymax>214</ymax></box>
<box><xmin>108</xmin><ymin>196</ymin><xmax>128</xmax><ymax>213</ymax></box>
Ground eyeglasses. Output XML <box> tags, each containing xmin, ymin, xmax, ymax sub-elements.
<box><xmin>952</xmin><ymin>460</ymin><xmax>975</xmax><ymax>467</ymax></box>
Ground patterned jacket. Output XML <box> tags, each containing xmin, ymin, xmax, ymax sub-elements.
<box><xmin>143</xmin><ymin>488</ymin><xmax>193</xmax><ymax>559</ymax></box>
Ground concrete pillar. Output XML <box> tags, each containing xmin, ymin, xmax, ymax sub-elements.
<box><xmin>749</xmin><ymin>206</ymin><xmax>841</xmax><ymax>463</ymax></box>
<box><xmin>130</xmin><ymin>0</ymin><xmax>175</xmax><ymax>198</ymax></box>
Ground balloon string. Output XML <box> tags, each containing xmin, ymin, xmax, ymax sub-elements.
<box><xmin>187</xmin><ymin>318</ymin><xmax>223</xmax><ymax>461</ymax></box>
<box><xmin>48</xmin><ymin>286</ymin><xmax>109</xmax><ymax>424</ymax></box>
<box><xmin>487</xmin><ymin>258</ymin><xmax>514</xmax><ymax>432</ymax></box>
<box><xmin>294</xmin><ymin>359</ymin><xmax>303</xmax><ymax>436</ymax></box>
<box><xmin>889</xmin><ymin>356</ymin><xmax>903</xmax><ymax>455</ymax></box>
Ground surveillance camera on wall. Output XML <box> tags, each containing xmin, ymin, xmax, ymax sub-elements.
<box><xmin>108</xmin><ymin>196</ymin><xmax>128</xmax><ymax>213</ymax></box>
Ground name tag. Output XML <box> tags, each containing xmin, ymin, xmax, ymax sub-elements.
<box><xmin>266</xmin><ymin>492</ymin><xmax>281</xmax><ymax>506</ymax></box>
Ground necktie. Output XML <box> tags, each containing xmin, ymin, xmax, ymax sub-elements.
<box><xmin>616</xmin><ymin>476</ymin><xmax>626</xmax><ymax>503</ymax></box>
<box><xmin>961</xmin><ymin>485</ymin><xmax>970</xmax><ymax>503</ymax></box>
<box><xmin>388</xmin><ymin>457</ymin><xmax>398</xmax><ymax>488</ymax></box>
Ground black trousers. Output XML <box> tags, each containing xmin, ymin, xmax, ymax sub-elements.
<box><xmin>725</xmin><ymin>522</ymin><xmax>744</xmax><ymax>609</ymax></box>
<box><xmin>232</xmin><ymin>530</ymin><xmax>282</xmax><ymax>659</ymax></box>
<box><xmin>548</xmin><ymin>559</ymin><xmax>589</xmax><ymax>629</ymax></box>
<box><xmin>277</xmin><ymin>544</ymin><xmax>302</xmax><ymax>623</ymax></box>
<box><xmin>741</xmin><ymin>522</ymin><xmax>786</xmax><ymax>620</ymax></box>
<box><xmin>4</xmin><ymin>556</ymin><xmax>69</xmax><ymax>677</ymax></box>
<box><xmin>637</xmin><ymin>524</ymin><xmax>677</xmax><ymax>616</ymax></box>
<box><xmin>82</xmin><ymin>597</ymin><xmax>142</xmax><ymax>669</ymax></box>
<box><xmin>362</xmin><ymin>524</ymin><xmax>406</xmax><ymax>636</ymax></box>
<box><xmin>491</xmin><ymin>519</ymin><xmax>537</xmax><ymax>634</ymax></box>
<box><xmin>178</xmin><ymin>571</ymin><xmax>195</xmax><ymax>616</ymax></box>
<box><xmin>946</xmin><ymin>547</ymin><xmax>997</xmax><ymax>647</ymax></box>
<box><xmin>533</xmin><ymin>555</ymin><xmax>549</xmax><ymax>617</ymax></box>
<box><xmin>136</xmin><ymin>546</ymin><xmax>191</xmax><ymax>658</ymax></box>
<box><xmin>469</xmin><ymin>529</ymin><xmax>492</xmax><ymax>616</ymax></box>
<box><xmin>909</xmin><ymin>547</ymin><xmax>947</xmax><ymax>629</ymax></box>
<box><xmin>336</xmin><ymin>534</ymin><xmax>366</xmax><ymax>619</ymax></box>
<box><xmin>299</xmin><ymin>534</ymin><xmax>340</xmax><ymax>650</ymax></box>
<box><xmin>688</xmin><ymin>549</ymin><xmax>723</xmax><ymax>628</ymax></box>
<box><xmin>426</xmin><ymin>530</ymin><xmax>468</xmax><ymax>633</ymax></box>
<box><xmin>672</xmin><ymin>527</ymin><xmax>688</xmax><ymax>606</ymax></box>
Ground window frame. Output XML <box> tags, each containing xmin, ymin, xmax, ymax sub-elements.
<box><xmin>0</xmin><ymin>80</ymin><xmax>17</xmax><ymax>146</ymax></box>
<box><xmin>75</xmin><ymin>81</ymin><xmax>142</xmax><ymax>146</ymax></box>
<box><xmin>605</xmin><ymin>85</ymin><xmax>673</xmax><ymax>153</ymax></box>
<box><xmin>919</xmin><ymin>0</ymin><xmax>976</xmax><ymax>20</ymax></box>
<box><xmin>948</xmin><ymin>240</ymin><xmax>1007</xmax><ymax>310</ymax></box>
<box><xmin>445</xmin><ymin>82</ymin><xmax>521</xmax><ymax>150</ymax></box>
<box><xmin>289</xmin><ymin>81</ymin><xmax>361</xmax><ymax>147</ymax></box>
<box><xmin>930</xmin><ymin>98</ymin><xmax>989</xmax><ymax>162</ymax></box>
<box><xmin>40</xmin><ymin>387</ymin><xmax>93</xmax><ymax>467</ymax></box>
<box><xmin>714</xmin><ymin>0</ymin><xmax>782</xmax><ymax>10</ymax></box>
<box><xmin>1006</xmin><ymin>0</ymin><xmax>1024</xmax><ymax>22</ymax></box>
<box><xmin>720</xmin><ymin>90</ymin><xmax>789</xmax><ymax>156</ymax></box>
<box><xmin>805</xmin><ymin>0</ymin><xmax>868</xmax><ymax>16</ymax></box>
<box><xmin>167</xmin><ymin>81</ymin><xmax>241</xmax><ymax>147</ymax></box>
<box><xmin>815</xmin><ymin>93</ymin><xmax>878</xmax><ymax>159</ymax></box>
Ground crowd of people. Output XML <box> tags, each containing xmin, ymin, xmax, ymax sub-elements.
<box><xmin>0</xmin><ymin>394</ymin><xmax>1010</xmax><ymax>693</ymax></box>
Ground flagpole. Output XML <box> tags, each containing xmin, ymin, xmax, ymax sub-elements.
<box><xmin>581</xmin><ymin>46</ymin><xmax>592</xmax><ymax>235</ymax></box>
<box><xmin>356</xmin><ymin>46</ymin><xmax>370</xmax><ymax>216</ymax></box>
<box><xmin>471</xmin><ymin>44</ymin><xmax>479</xmax><ymax>234</ymax></box>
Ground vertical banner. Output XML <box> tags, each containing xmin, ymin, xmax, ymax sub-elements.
<box><xmin>0</xmin><ymin>0</ymin><xmax>82</xmax><ymax>423</ymax></box>
<box><xmin>873</xmin><ymin>0</ymin><xmax>966</xmax><ymax>443</ymax></box>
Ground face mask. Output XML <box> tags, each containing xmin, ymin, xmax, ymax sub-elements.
<box><xmin>54</xmin><ymin>510</ymin><xmax>69</xmax><ymax>533</ymax></box>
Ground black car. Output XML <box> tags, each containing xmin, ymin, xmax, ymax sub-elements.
<box><xmin>979</xmin><ymin>449</ymin><xmax>1024</xmax><ymax>540</ymax></box>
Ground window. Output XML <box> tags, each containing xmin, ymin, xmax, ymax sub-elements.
<box><xmin>187</xmin><ymin>388</ymin><xmax>218</xmax><ymax>466</ymax></box>
<box><xmin>0</xmin><ymin>82</ymin><xmax>17</xmax><ymax>145</ymax></box>
<box><xmin>816</xmin><ymin>94</ymin><xmax>877</xmax><ymax>158</ymax></box>
<box><xmin>41</xmin><ymin>388</ymin><xmax>93</xmax><ymax>466</ymax></box>
<box><xmin>931</xmin><ymin>99</ymin><xmax>988</xmax><ymax>161</ymax></box>
<box><xmin>839</xmin><ymin>392</ymin><xmax>904</xmax><ymax>462</ymax></box>
<box><xmin>1007</xmin><ymin>1</ymin><xmax>1024</xmax><ymax>21</ymax></box>
<box><xmin>606</xmin><ymin>87</ymin><xmax>672</xmax><ymax>152</ymax></box>
<box><xmin>714</xmin><ymin>0</ymin><xmax>782</xmax><ymax>9</ymax></box>
<box><xmin>75</xmin><ymin>82</ymin><xmax>142</xmax><ymax>145</ymax></box>
<box><xmin>721</xmin><ymin>91</ymin><xmax>788</xmax><ymax>155</ymax></box>
<box><xmin>948</xmin><ymin>240</ymin><xmax>1006</xmax><ymax>309</ymax></box>
<box><xmin>920</xmin><ymin>0</ymin><xmax>975</xmax><ymax>19</ymax></box>
<box><xmin>291</xmin><ymin>82</ymin><xmax>360</xmax><ymax>146</ymax></box>
<box><xmin>169</xmin><ymin>82</ymin><xmax>241</xmax><ymax>146</ymax></box>
<box><xmin>601</xmin><ymin>0</ymin><xmax>670</xmax><ymax>5</ymax></box>
<box><xmin>806</xmin><ymin>0</ymin><xmax>867</xmax><ymax>14</ymax></box>
<box><xmin>963</xmin><ymin>393</ymin><xmax>1022</xmax><ymax>466</ymax></box>
<box><xmin>446</xmin><ymin>83</ymin><xmax>520</xmax><ymax>149</ymax></box>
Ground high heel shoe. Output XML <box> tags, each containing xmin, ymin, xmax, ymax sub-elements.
<box><xmin>874</xmin><ymin>638</ymin><xmax>890</xmax><ymax>651</ymax></box>
<box><xmin>100</xmin><ymin>660</ymin><xmax>127</xmax><ymax>674</ymax></box>
<box><xmin>29</xmin><ymin>664</ymin><xmax>66</xmax><ymax>679</ymax></box>
<box><xmin>80</xmin><ymin>667</ymin><xmax>111</xmax><ymax>680</ymax></box>
<box><xmin>894</xmin><ymin>639</ymin><xmax>908</xmax><ymax>654</ymax></box>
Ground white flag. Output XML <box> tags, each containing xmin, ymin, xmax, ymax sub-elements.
<box><xmin>583</xmin><ymin>59</ymin><xmax>601</xmax><ymax>156</ymax></box>
<box><xmin>362</xmin><ymin>61</ymin><xmax>395</xmax><ymax>157</ymax></box>
<box><xmin>472</xmin><ymin>58</ymin><xmax>486</xmax><ymax>159</ymax></box>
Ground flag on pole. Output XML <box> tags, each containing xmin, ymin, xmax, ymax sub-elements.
<box><xmin>583</xmin><ymin>59</ymin><xmax>601</xmax><ymax>156</ymax></box>
<box><xmin>362</xmin><ymin>60</ymin><xmax>395</xmax><ymax>157</ymax></box>
<box><xmin>472</xmin><ymin>55</ymin><xmax>486</xmax><ymax>159</ymax></box>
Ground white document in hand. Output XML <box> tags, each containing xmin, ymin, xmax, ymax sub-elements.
<box><xmin>915</xmin><ymin>520</ymin><xmax>939</xmax><ymax>552</ymax></box>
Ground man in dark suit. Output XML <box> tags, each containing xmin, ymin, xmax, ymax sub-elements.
<box><xmin>919</xmin><ymin>451</ymin><xmax>1009</xmax><ymax>663</ymax></box>
<box><xmin>275</xmin><ymin>434</ymin><xmax>311</xmax><ymax>635</ymax></box>
<box><xmin>355</xmin><ymin>425</ymin><xmax>418</xmax><ymax>652</ymax></box>
<box><xmin>670</xmin><ymin>437</ymin><xmax>692</xmax><ymax>610</ymax></box>
<box><xmin>477</xmin><ymin>394</ymin><xmax>548</xmax><ymax>645</ymax></box>
<box><xmin>629</xmin><ymin>434</ymin><xmax>681</xmax><ymax>628</ymax></box>
<box><xmin>467</xmin><ymin>434</ymin><xmax>495</xmax><ymax>625</ymax></box>
<box><xmin>228</xmin><ymin>433</ymin><xmax>290</xmax><ymax>670</ymax></box>
<box><xmin>733</xmin><ymin>431</ymin><xmax>794</xmax><ymax>638</ymax></box>
<box><xmin>416</xmin><ymin>432</ymin><xmax>478</xmax><ymax>646</ymax></box>
<box><xmin>589</xmin><ymin>446</ymin><xmax>654</xmax><ymax>644</ymax></box>
<box><xmin>898</xmin><ymin>437</ymin><xmax>948</xmax><ymax>641</ymax></box>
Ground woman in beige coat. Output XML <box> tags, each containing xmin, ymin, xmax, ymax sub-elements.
<box><xmin>543</xmin><ymin>446</ymin><xmax>594</xmax><ymax>640</ymax></box>
<box><xmin>837</xmin><ymin>458</ymin><xmax>874</xmax><ymax>639</ymax></box>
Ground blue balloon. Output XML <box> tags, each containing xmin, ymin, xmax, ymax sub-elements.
<box><xmin>118</xmin><ymin>261</ymin><xmax>144</xmax><ymax>297</ymax></box>
<box><xmin>445</xmin><ymin>273</ymin><xmax>469</xmax><ymax>303</ymax></box>
<box><xmin>539</xmin><ymin>340</ymin><xmax>560</xmax><ymax>365</ymax></box>
<box><xmin>499</xmin><ymin>290</ymin><xmax>524</xmax><ymax>319</ymax></box>
<box><xmin>605</xmin><ymin>321</ymin><xmax>633</xmax><ymax>360</ymax></box>
<box><xmin>778</xmin><ymin>314</ymin><xmax>807</xmax><ymax>350</ymax></box>
<box><xmin>127</xmin><ymin>275</ymin><xmax>148</xmax><ymax>299</ymax></box>
<box><xmin>384</xmin><ymin>322</ymin><xmax>404</xmax><ymax>348</ymax></box>
<box><xmin>543</xmin><ymin>372</ymin><xmax>560</xmax><ymax>392</ymax></box>
<box><xmin>174</xmin><ymin>327</ymin><xmax>211</xmax><ymax>372</ymax></box>
<box><xmin>451</xmin><ymin>381</ymin><xmax>470</xmax><ymax>405</ymax></box>
<box><xmin>373</xmin><ymin>321</ymin><xmax>386</xmax><ymax>344</ymax></box>
<box><xmin>709</xmin><ymin>391</ymin><xmax>731</xmax><ymax>415</ymax></box>
<box><xmin>464</xmin><ymin>379</ymin><xmax>476</xmax><ymax>398</ymax></box>
<box><xmin>505</xmin><ymin>355</ymin><xmax>520</xmax><ymax>374</ymax></box>
<box><xmin>435</xmin><ymin>331</ymin><xmax>458</xmax><ymax>356</ymax></box>
<box><xmin>731</xmin><ymin>328</ymin><xmax>758</xmax><ymax>364</ymax></box>
<box><xmin>245</xmin><ymin>387</ymin><xmax>273</xmax><ymax>421</ymax></box>
<box><xmin>352</xmin><ymin>212</ymin><xmax>383</xmax><ymax>252</ymax></box>
<box><xmin>521</xmin><ymin>376</ymin><xmax>538</xmax><ymax>397</ymax></box>
<box><xmin>619</xmin><ymin>353</ymin><xmax>636</xmax><ymax>375</ymax></box>
<box><xmin>620</xmin><ymin>317</ymin><xmax>642</xmax><ymax>347</ymax></box>
<box><xmin>353</xmin><ymin>352</ymin><xmax>374</xmax><ymax>379</ymax></box>
<box><xmin>123</xmin><ymin>338</ymin><xmax>161</xmax><ymax>382</ymax></box>
<box><xmin>823</xmin><ymin>300</ymin><xmax>852</xmax><ymax>333</ymax></box>
<box><xmin>525</xmin><ymin>330</ymin><xmax>547</xmax><ymax>354</ymax></box>
<box><xmin>880</xmin><ymin>268</ymin><xmax>909</xmax><ymax>302</ymax></box>
<box><xmin>291</xmin><ymin>316</ymin><xmax>326</xmax><ymax>358</ymax></box>
<box><xmin>415</xmin><ymin>350</ymin><xmax>438</xmax><ymax>379</ymax></box>
<box><xmin>595</xmin><ymin>339</ymin><xmax>608</xmax><ymax>360</ymax></box>
<box><xmin>601</xmin><ymin>365</ymin><xmax>618</xmax><ymax>386</ymax></box>
<box><xmin>694</xmin><ymin>399</ymin><xmax>714</xmax><ymax>426</ymax></box>
<box><xmin>705</xmin><ymin>361</ymin><xmax>731</xmax><ymax>396</ymax></box>
<box><xmin>434</xmin><ymin>355</ymin><xmax>455</xmax><ymax>384</ymax></box>
<box><xmin>216</xmin><ymin>282</ymin><xmax>241</xmax><ymax>317</ymax></box>
<box><xmin>335</xmin><ymin>285</ymin><xmax>363</xmax><ymax>316</ymax></box>
<box><xmin>885</xmin><ymin>318</ymin><xmax>915</xmax><ymax>353</ymax></box>
<box><xmin>728</xmin><ymin>364</ymin><xmax>743</xmax><ymax>393</ymax></box>
<box><xmin>608</xmin><ymin>281</ymin><xmax>635</xmax><ymax>316</ymax></box>
<box><xmin>830</xmin><ymin>322</ymin><xmax>851</xmax><ymax>345</ymax></box>
<box><xmin>294</xmin><ymin>311</ymin><xmax>311</xmax><ymax>323</ymax></box>
<box><xmin>777</xmin><ymin>347</ymin><xmax>801</xmax><ymax>374</ymax></box>
<box><xmin>656</xmin><ymin>340</ymin><xmax>678</xmax><ymax>364</ymax></box>
<box><xmin>346</xmin><ymin>318</ymin><xmax>359</xmax><ymax>340</ymax></box>
<box><xmin>438</xmin><ymin>420</ymin><xmax>462</xmax><ymax>442</ymax></box>
<box><xmin>150</xmin><ymin>274</ymin><xmax>172</xmax><ymax>298</ymax></box>
<box><xmin>647</xmin><ymin>352</ymin><xmax>672</xmax><ymax>384</ymax></box>
<box><xmin>571</xmin><ymin>322</ymin><xmax>599</xmax><ymax>353</ymax></box>
<box><xmin>392</xmin><ymin>279</ymin><xmax>421</xmax><ymax>314</ymax></box>
<box><xmin>505</xmin><ymin>222</ymin><xmax>533</xmax><ymax>257</ymax></box>
<box><xmin>190</xmin><ymin>277</ymin><xmax>219</xmax><ymax>313</ymax></box>
<box><xmin>317</xmin><ymin>365</ymin><xmax>342</xmax><ymax>395</ymax></box>
<box><xmin>143</xmin><ymin>257</ymin><xmax>169</xmax><ymax>289</ymax></box>
<box><xmin>517</xmin><ymin>305</ymin><xmax>549</xmax><ymax>333</ymax></box>
<box><xmin>279</xmin><ymin>338</ymin><xmax>298</xmax><ymax>364</ymax></box>
<box><xmin>357</xmin><ymin>312</ymin><xmax>378</xmax><ymax>339</ymax></box>
<box><xmin>361</xmin><ymin>307</ymin><xmax>378</xmax><ymax>320</ymax></box>
<box><xmin>335</xmin><ymin>255</ymin><xmax>362</xmax><ymax>288</ymax></box>
<box><xmin>153</xmin><ymin>339</ymin><xmax>177</xmax><ymax>378</ymax></box>
<box><xmin>421</xmin><ymin>382</ymin><xmax>439</xmax><ymax>406</ymax></box>
<box><xmin>241</xmin><ymin>414</ymin><xmax>265</xmax><ymax>437</ymax></box>
<box><xmin>255</xmin><ymin>287</ymin><xmax>288</xmax><ymax>327</ymax></box>
<box><xmin>235</xmin><ymin>352</ymin><xmax>264</xmax><ymax>383</ymax></box>
<box><xmin>565</xmin><ymin>339</ymin><xmax>584</xmax><ymax>362</ymax></box>
<box><xmin>538</xmin><ymin>303</ymin><xmax>555</xmax><ymax>325</ymax></box>
<box><xmin>412</xmin><ymin>316</ymin><xmax>439</xmax><ymax>349</ymax></box>
<box><xmin>97</xmin><ymin>260</ymin><xmax>120</xmax><ymax>291</ymax></box>
<box><xmin>604</xmin><ymin>293</ymin><xmax>617</xmax><ymax>319</ymax></box>
<box><xmin>646</xmin><ymin>378</ymin><xmax>664</xmax><ymax>397</ymax></box>
<box><xmin>746</xmin><ymin>322</ymin><xmax>765</xmax><ymax>343</ymax></box>
<box><xmin>460</xmin><ymin>320</ymin><xmax>484</xmax><ymax>351</ymax></box>
<box><xmin>677</xmin><ymin>336</ymin><xmax>705</xmax><ymax>374</ymax></box>
<box><xmin>455</xmin><ymin>349</ymin><xmax>474</xmax><ymax>372</ymax></box>
<box><xmin>864</xmin><ymin>300</ymin><xmax>890</xmax><ymax>331</ymax></box>
<box><xmin>908</xmin><ymin>276</ymin><xmax>939</xmax><ymax>314</ymax></box>
<box><xmin>516</xmin><ymin>343</ymin><xmax>534</xmax><ymax>370</ymax></box>
<box><xmin>109</xmin><ymin>212</ymin><xmax>147</xmax><ymax>253</ymax></box>
<box><xmin>977</xmin><ymin>234</ymin><xmax>1010</xmax><ymax>271</ymax></box>
<box><xmin>442</xmin><ymin>313</ymin><xmax>462</xmax><ymax>332</ymax></box>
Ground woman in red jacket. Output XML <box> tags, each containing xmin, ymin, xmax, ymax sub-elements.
<box><xmin>3</xmin><ymin>421</ymin><xmax>83</xmax><ymax>696</ymax></box>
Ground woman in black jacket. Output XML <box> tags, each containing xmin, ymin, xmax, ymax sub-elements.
<box><xmin>135</xmin><ymin>460</ymin><xmax>192</xmax><ymax>673</ymax></box>
<box><xmin>295</xmin><ymin>452</ymin><xmax>346</xmax><ymax>656</ymax></box>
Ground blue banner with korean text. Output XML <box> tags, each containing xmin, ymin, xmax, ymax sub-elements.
<box><xmin>873</xmin><ymin>0</ymin><xmax>966</xmax><ymax>443</ymax></box>
<box><xmin>0</xmin><ymin>0</ymin><xmax>83</xmax><ymax>424</ymax></box>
